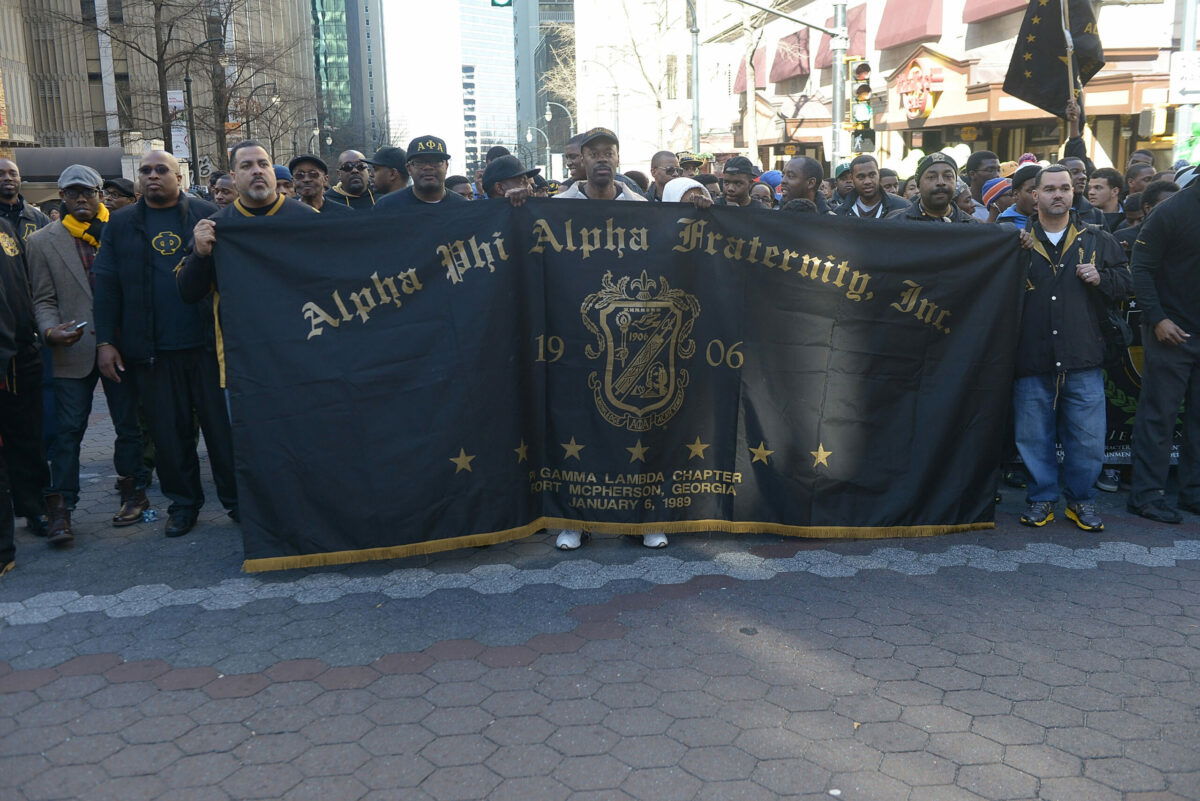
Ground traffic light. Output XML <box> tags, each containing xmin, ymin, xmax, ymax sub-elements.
<box><xmin>846</xmin><ymin>58</ymin><xmax>874</xmax><ymax>152</ymax></box>
<box><xmin>848</xmin><ymin>60</ymin><xmax>872</xmax><ymax>101</ymax></box>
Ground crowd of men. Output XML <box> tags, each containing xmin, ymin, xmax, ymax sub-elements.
<box><xmin>0</xmin><ymin>108</ymin><xmax>1196</xmax><ymax>577</ymax></box>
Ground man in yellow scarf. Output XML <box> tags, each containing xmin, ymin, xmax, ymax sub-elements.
<box><xmin>28</xmin><ymin>165</ymin><xmax>150</xmax><ymax>545</ymax></box>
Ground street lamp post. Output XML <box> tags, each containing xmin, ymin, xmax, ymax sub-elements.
<box><xmin>526</xmin><ymin>126</ymin><xmax>550</xmax><ymax>173</ymax></box>
<box><xmin>544</xmin><ymin>101</ymin><xmax>575</xmax><ymax>133</ymax></box>
<box><xmin>184</xmin><ymin>74</ymin><xmax>198</xmax><ymax>171</ymax></box>
<box><xmin>183</xmin><ymin>37</ymin><xmax>223</xmax><ymax>176</ymax></box>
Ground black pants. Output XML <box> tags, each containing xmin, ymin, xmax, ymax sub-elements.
<box><xmin>50</xmin><ymin>366</ymin><xmax>147</xmax><ymax>508</ymax></box>
<box><xmin>1</xmin><ymin>353</ymin><xmax>49</xmax><ymax>564</ymax></box>
<box><xmin>129</xmin><ymin>349</ymin><xmax>237</xmax><ymax>515</ymax></box>
<box><xmin>1130</xmin><ymin>326</ymin><xmax>1200</xmax><ymax>507</ymax></box>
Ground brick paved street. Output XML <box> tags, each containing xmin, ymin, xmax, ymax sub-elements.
<box><xmin>2</xmin><ymin>395</ymin><xmax>1199</xmax><ymax>801</ymax></box>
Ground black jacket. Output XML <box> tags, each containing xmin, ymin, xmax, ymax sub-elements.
<box><xmin>885</xmin><ymin>199</ymin><xmax>978</xmax><ymax>223</ymax></box>
<box><xmin>833</xmin><ymin>190</ymin><xmax>909</xmax><ymax>218</ymax></box>
<box><xmin>92</xmin><ymin>193</ymin><xmax>218</xmax><ymax>363</ymax></box>
<box><xmin>0</xmin><ymin>217</ymin><xmax>40</xmax><ymax>377</ymax></box>
<box><xmin>1016</xmin><ymin>213</ymin><xmax>1131</xmax><ymax>378</ymax></box>
<box><xmin>1131</xmin><ymin>181</ymin><xmax>1200</xmax><ymax>333</ymax></box>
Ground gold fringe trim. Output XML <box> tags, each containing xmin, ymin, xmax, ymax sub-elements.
<box><xmin>242</xmin><ymin>518</ymin><xmax>995</xmax><ymax>573</ymax></box>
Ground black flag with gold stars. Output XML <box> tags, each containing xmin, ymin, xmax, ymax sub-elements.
<box><xmin>215</xmin><ymin>202</ymin><xmax>1023</xmax><ymax>572</ymax></box>
<box><xmin>1003</xmin><ymin>0</ymin><xmax>1105</xmax><ymax>118</ymax></box>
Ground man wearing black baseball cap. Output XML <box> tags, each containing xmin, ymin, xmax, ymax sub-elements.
<box><xmin>481</xmin><ymin>155</ymin><xmax>538</xmax><ymax>205</ymax></box>
<box><xmin>375</xmin><ymin>135</ymin><xmax>468</xmax><ymax>210</ymax></box>
<box><xmin>288</xmin><ymin>154</ymin><xmax>354</xmax><ymax>216</ymax></box>
<box><xmin>554</xmin><ymin>128</ymin><xmax>646</xmax><ymax>202</ymax></box>
<box><xmin>715</xmin><ymin>156</ymin><xmax>763</xmax><ymax>208</ymax></box>
<box><xmin>365</xmin><ymin>146</ymin><xmax>409</xmax><ymax>196</ymax></box>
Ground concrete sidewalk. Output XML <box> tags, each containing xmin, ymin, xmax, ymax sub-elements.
<box><xmin>1</xmin><ymin>398</ymin><xmax>1198</xmax><ymax>800</ymax></box>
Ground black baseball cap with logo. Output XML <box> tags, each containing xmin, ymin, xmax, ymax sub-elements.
<box><xmin>722</xmin><ymin>156</ymin><xmax>760</xmax><ymax>177</ymax></box>
<box><xmin>677</xmin><ymin>151</ymin><xmax>703</xmax><ymax>166</ymax></box>
<box><xmin>406</xmin><ymin>136</ymin><xmax>451</xmax><ymax>161</ymax></box>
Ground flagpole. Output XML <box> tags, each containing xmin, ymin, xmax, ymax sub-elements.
<box><xmin>1060</xmin><ymin>0</ymin><xmax>1077</xmax><ymax>100</ymax></box>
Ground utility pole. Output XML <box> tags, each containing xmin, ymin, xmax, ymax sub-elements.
<box><xmin>742</xmin><ymin>9</ymin><xmax>759</xmax><ymax>165</ymax></box>
<box><xmin>688</xmin><ymin>0</ymin><xmax>701</xmax><ymax>153</ymax></box>
<box><xmin>830</xmin><ymin>2</ymin><xmax>847</xmax><ymax>172</ymax></box>
<box><xmin>1175</xmin><ymin>0</ymin><xmax>1197</xmax><ymax>162</ymax></box>
<box><xmin>724</xmin><ymin>0</ymin><xmax>846</xmax><ymax>171</ymax></box>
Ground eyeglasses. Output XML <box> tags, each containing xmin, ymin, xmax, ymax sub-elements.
<box><xmin>292</xmin><ymin>170</ymin><xmax>324</xmax><ymax>180</ymax></box>
<box><xmin>62</xmin><ymin>187</ymin><xmax>98</xmax><ymax>199</ymax></box>
<box><xmin>137</xmin><ymin>164</ymin><xmax>172</xmax><ymax>176</ymax></box>
<box><xmin>339</xmin><ymin>161</ymin><xmax>369</xmax><ymax>172</ymax></box>
<box><xmin>660</xmin><ymin>166</ymin><xmax>682</xmax><ymax>176</ymax></box>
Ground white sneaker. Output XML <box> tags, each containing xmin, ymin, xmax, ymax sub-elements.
<box><xmin>642</xmin><ymin>532</ymin><xmax>668</xmax><ymax>548</ymax></box>
<box><xmin>556</xmin><ymin>530</ymin><xmax>584</xmax><ymax>550</ymax></box>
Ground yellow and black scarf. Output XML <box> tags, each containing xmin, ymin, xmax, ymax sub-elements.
<box><xmin>61</xmin><ymin>202</ymin><xmax>109</xmax><ymax>248</ymax></box>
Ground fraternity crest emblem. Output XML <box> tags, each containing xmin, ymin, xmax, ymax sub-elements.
<box><xmin>0</xmin><ymin>232</ymin><xmax>18</xmax><ymax>257</ymax></box>
<box><xmin>581</xmin><ymin>270</ymin><xmax>700</xmax><ymax>432</ymax></box>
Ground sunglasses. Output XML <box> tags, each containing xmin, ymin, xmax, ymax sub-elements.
<box><xmin>137</xmin><ymin>164</ymin><xmax>173</xmax><ymax>176</ymax></box>
<box><xmin>63</xmin><ymin>187</ymin><xmax>98</xmax><ymax>199</ymax></box>
<box><xmin>339</xmin><ymin>162</ymin><xmax>369</xmax><ymax>172</ymax></box>
<box><xmin>660</xmin><ymin>166</ymin><xmax>682</xmax><ymax>176</ymax></box>
<box><xmin>292</xmin><ymin>169</ymin><xmax>324</xmax><ymax>180</ymax></box>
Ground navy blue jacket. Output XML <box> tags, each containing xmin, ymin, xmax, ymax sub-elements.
<box><xmin>93</xmin><ymin>193</ymin><xmax>217</xmax><ymax>363</ymax></box>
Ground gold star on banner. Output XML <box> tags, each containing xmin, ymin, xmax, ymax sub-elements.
<box><xmin>1023</xmin><ymin>52</ymin><xmax>1032</xmax><ymax>61</ymax></box>
<box><xmin>450</xmin><ymin>448</ymin><xmax>476</xmax><ymax>473</ymax></box>
<box><xmin>749</xmin><ymin>441</ymin><xmax>774</xmax><ymax>464</ymax></box>
<box><xmin>1026</xmin><ymin>34</ymin><xmax>1036</xmax><ymax>43</ymax></box>
<box><xmin>1031</xmin><ymin>15</ymin><xmax>1040</xmax><ymax>24</ymax></box>
<box><xmin>1024</xmin><ymin>70</ymin><xmax>1033</xmax><ymax>78</ymax></box>
<box><xmin>1038</xmin><ymin>0</ymin><xmax>1048</xmax><ymax>5</ymax></box>
<box><xmin>561</xmin><ymin>437</ymin><xmax>585</xmax><ymax>460</ymax></box>
<box><xmin>685</xmin><ymin>436</ymin><xmax>710</xmax><ymax>460</ymax></box>
<box><xmin>626</xmin><ymin>440</ymin><xmax>649</xmax><ymax>463</ymax></box>
<box><xmin>811</xmin><ymin>443</ymin><xmax>833</xmax><ymax>468</ymax></box>
<box><xmin>514</xmin><ymin>441</ymin><xmax>528</xmax><ymax>463</ymax></box>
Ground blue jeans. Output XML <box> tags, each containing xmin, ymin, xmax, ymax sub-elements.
<box><xmin>49</xmin><ymin>366</ymin><xmax>147</xmax><ymax>508</ymax></box>
<box><xmin>1013</xmin><ymin>368</ymin><xmax>1105</xmax><ymax>504</ymax></box>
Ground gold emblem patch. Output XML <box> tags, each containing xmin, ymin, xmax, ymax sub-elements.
<box><xmin>152</xmin><ymin>231</ymin><xmax>183</xmax><ymax>256</ymax></box>
<box><xmin>582</xmin><ymin>270</ymin><xmax>700</xmax><ymax>432</ymax></box>
<box><xmin>0</xmin><ymin>232</ymin><xmax>18</xmax><ymax>257</ymax></box>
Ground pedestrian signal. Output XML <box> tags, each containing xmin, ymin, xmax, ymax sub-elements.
<box><xmin>851</xmin><ymin>127</ymin><xmax>876</xmax><ymax>153</ymax></box>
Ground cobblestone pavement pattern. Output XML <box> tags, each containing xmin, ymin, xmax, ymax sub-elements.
<box><xmin>2</xmin><ymin>396</ymin><xmax>1199</xmax><ymax>801</ymax></box>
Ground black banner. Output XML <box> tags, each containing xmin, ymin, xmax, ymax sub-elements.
<box><xmin>215</xmin><ymin>202</ymin><xmax>1023</xmax><ymax>572</ymax></box>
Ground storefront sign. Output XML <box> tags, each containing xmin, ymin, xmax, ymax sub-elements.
<box><xmin>959</xmin><ymin>126</ymin><xmax>979</xmax><ymax>142</ymax></box>
<box><xmin>896</xmin><ymin>59</ymin><xmax>943</xmax><ymax>121</ymax></box>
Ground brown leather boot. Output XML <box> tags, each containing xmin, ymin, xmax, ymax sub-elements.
<box><xmin>45</xmin><ymin>494</ymin><xmax>74</xmax><ymax>546</ymax></box>
<box><xmin>112</xmin><ymin>477</ymin><xmax>149</xmax><ymax>527</ymax></box>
